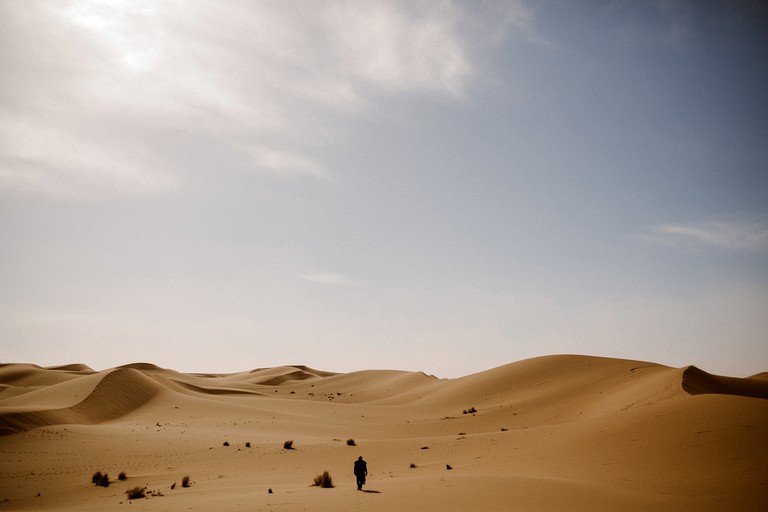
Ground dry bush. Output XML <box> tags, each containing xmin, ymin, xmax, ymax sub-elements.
<box><xmin>312</xmin><ymin>471</ymin><xmax>334</xmax><ymax>488</ymax></box>
<box><xmin>181</xmin><ymin>476</ymin><xmax>191</xmax><ymax>488</ymax></box>
<box><xmin>346</xmin><ymin>438</ymin><xmax>356</xmax><ymax>446</ymax></box>
<box><xmin>118</xmin><ymin>471</ymin><xmax>127</xmax><ymax>481</ymax></box>
<box><xmin>92</xmin><ymin>472</ymin><xmax>110</xmax><ymax>487</ymax></box>
<box><xmin>125</xmin><ymin>486</ymin><xmax>145</xmax><ymax>499</ymax></box>
<box><xmin>283</xmin><ymin>440</ymin><xmax>294</xmax><ymax>450</ymax></box>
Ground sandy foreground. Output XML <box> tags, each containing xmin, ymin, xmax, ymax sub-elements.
<box><xmin>1</xmin><ymin>355</ymin><xmax>766</xmax><ymax>511</ymax></box>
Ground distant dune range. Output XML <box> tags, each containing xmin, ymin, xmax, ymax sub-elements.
<box><xmin>0</xmin><ymin>355</ymin><xmax>766</xmax><ymax>511</ymax></box>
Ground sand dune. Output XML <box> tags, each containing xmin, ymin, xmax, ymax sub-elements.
<box><xmin>1</xmin><ymin>355</ymin><xmax>766</xmax><ymax>511</ymax></box>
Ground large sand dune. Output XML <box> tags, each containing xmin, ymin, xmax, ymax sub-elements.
<box><xmin>1</xmin><ymin>355</ymin><xmax>766</xmax><ymax>511</ymax></box>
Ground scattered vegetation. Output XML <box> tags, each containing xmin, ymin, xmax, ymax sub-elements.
<box><xmin>245</xmin><ymin>442</ymin><xmax>251</xmax><ymax>448</ymax></box>
<box><xmin>223</xmin><ymin>441</ymin><xmax>230</xmax><ymax>446</ymax></box>
<box><xmin>283</xmin><ymin>440</ymin><xmax>294</xmax><ymax>450</ymax></box>
<box><xmin>181</xmin><ymin>476</ymin><xmax>191</xmax><ymax>488</ymax></box>
<box><xmin>118</xmin><ymin>471</ymin><xmax>127</xmax><ymax>481</ymax></box>
<box><xmin>313</xmin><ymin>471</ymin><xmax>334</xmax><ymax>488</ymax></box>
<box><xmin>268</xmin><ymin>488</ymin><xmax>273</xmax><ymax>494</ymax></box>
<box><xmin>125</xmin><ymin>486</ymin><xmax>145</xmax><ymax>500</ymax></box>
<box><xmin>91</xmin><ymin>471</ymin><xmax>110</xmax><ymax>487</ymax></box>
<box><xmin>346</xmin><ymin>438</ymin><xmax>356</xmax><ymax>446</ymax></box>
<box><xmin>501</xmin><ymin>427</ymin><xmax>508</xmax><ymax>432</ymax></box>
<box><xmin>462</xmin><ymin>407</ymin><xmax>477</xmax><ymax>414</ymax></box>
<box><xmin>446</xmin><ymin>464</ymin><xmax>453</xmax><ymax>470</ymax></box>
<box><xmin>410</xmin><ymin>463</ymin><xmax>417</xmax><ymax>468</ymax></box>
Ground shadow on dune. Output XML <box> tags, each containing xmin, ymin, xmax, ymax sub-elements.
<box><xmin>682</xmin><ymin>366</ymin><xmax>768</xmax><ymax>400</ymax></box>
<box><xmin>362</xmin><ymin>490</ymin><xmax>381</xmax><ymax>493</ymax></box>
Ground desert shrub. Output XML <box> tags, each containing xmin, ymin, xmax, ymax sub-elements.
<box><xmin>446</xmin><ymin>464</ymin><xmax>453</xmax><ymax>470</ymax></box>
<box><xmin>181</xmin><ymin>476</ymin><xmax>191</xmax><ymax>488</ymax></box>
<box><xmin>283</xmin><ymin>440</ymin><xmax>294</xmax><ymax>450</ymax></box>
<box><xmin>223</xmin><ymin>441</ymin><xmax>230</xmax><ymax>446</ymax></box>
<box><xmin>171</xmin><ymin>482</ymin><xmax>176</xmax><ymax>490</ymax></box>
<box><xmin>125</xmin><ymin>486</ymin><xmax>145</xmax><ymax>499</ymax></box>
<box><xmin>346</xmin><ymin>438</ymin><xmax>356</xmax><ymax>446</ymax></box>
<box><xmin>462</xmin><ymin>407</ymin><xmax>477</xmax><ymax>414</ymax></box>
<box><xmin>410</xmin><ymin>463</ymin><xmax>417</xmax><ymax>468</ymax></box>
<box><xmin>312</xmin><ymin>471</ymin><xmax>334</xmax><ymax>488</ymax></box>
<box><xmin>118</xmin><ymin>471</ymin><xmax>127</xmax><ymax>481</ymax></box>
<box><xmin>93</xmin><ymin>472</ymin><xmax>110</xmax><ymax>487</ymax></box>
<box><xmin>245</xmin><ymin>442</ymin><xmax>251</xmax><ymax>448</ymax></box>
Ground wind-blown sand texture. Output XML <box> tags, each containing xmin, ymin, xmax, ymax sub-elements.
<box><xmin>1</xmin><ymin>355</ymin><xmax>766</xmax><ymax>511</ymax></box>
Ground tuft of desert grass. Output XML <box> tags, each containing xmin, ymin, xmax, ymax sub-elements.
<box><xmin>118</xmin><ymin>471</ymin><xmax>127</xmax><ymax>481</ymax></box>
<box><xmin>312</xmin><ymin>471</ymin><xmax>334</xmax><ymax>488</ymax></box>
<box><xmin>125</xmin><ymin>486</ymin><xmax>145</xmax><ymax>499</ymax></box>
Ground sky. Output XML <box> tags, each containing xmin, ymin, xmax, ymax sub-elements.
<box><xmin>1</xmin><ymin>0</ymin><xmax>767</xmax><ymax>378</ymax></box>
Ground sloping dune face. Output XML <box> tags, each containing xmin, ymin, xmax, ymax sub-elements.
<box><xmin>1</xmin><ymin>356</ymin><xmax>766</xmax><ymax>512</ymax></box>
<box><xmin>0</xmin><ymin>368</ymin><xmax>163</xmax><ymax>435</ymax></box>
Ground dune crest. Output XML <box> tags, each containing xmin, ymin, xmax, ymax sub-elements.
<box><xmin>0</xmin><ymin>367</ymin><xmax>163</xmax><ymax>435</ymax></box>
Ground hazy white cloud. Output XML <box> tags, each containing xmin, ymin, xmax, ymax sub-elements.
<box><xmin>0</xmin><ymin>0</ymin><xmax>535</xmax><ymax>197</ymax></box>
<box><xmin>237</xmin><ymin>145</ymin><xmax>327</xmax><ymax>179</ymax></box>
<box><xmin>299</xmin><ymin>273</ymin><xmax>359</xmax><ymax>286</ymax></box>
<box><xmin>648</xmin><ymin>220</ymin><xmax>768</xmax><ymax>250</ymax></box>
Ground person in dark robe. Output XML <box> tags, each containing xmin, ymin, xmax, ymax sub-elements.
<box><xmin>353</xmin><ymin>456</ymin><xmax>368</xmax><ymax>491</ymax></box>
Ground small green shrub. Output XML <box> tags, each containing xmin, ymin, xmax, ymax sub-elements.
<box><xmin>125</xmin><ymin>486</ymin><xmax>145</xmax><ymax>499</ymax></box>
<box><xmin>181</xmin><ymin>476</ymin><xmax>190</xmax><ymax>488</ymax></box>
<box><xmin>283</xmin><ymin>440</ymin><xmax>294</xmax><ymax>450</ymax></box>
<box><xmin>313</xmin><ymin>471</ymin><xmax>333</xmax><ymax>488</ymax></box>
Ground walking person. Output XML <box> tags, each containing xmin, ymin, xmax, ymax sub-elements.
<box><xmin>353</xmin><ymin>456</ymin><xmax>367</xmax><ymax>491</ymax></box>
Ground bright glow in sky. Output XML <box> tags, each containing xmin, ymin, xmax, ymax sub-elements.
<box><xmin>2</xmin><ymin>1</ymin><xmax>767</xmax><ymax>377</ymax></box>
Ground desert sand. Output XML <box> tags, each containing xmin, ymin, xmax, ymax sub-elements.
<box><xmin>1</xmin><ymin>354</ymin><xmax>766</xmax><ymax>511</ymax></box>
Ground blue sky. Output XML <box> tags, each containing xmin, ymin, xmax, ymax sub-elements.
<box><xmin>1</xmin><ymin>1</ymin><xmax>767</xmax><ymax>377</ymax></box>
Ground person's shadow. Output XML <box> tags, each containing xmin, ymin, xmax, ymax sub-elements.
<box><xmin>362</xmin><ymin>490</ymin><xmax>381</xmax><ymax>493</ymax></box>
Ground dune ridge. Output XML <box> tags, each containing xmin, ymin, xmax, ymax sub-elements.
<box><xmin>0</xmin><ymin>368</ymin><xmax>163</xmax><ymax>436</ymax></box>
